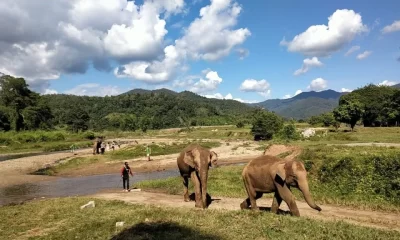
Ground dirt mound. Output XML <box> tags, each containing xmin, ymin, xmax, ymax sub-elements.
<box><xmin>263</xmin><ymin>144</ymin><xmax>302</xmax><ymax>160</ymax></box>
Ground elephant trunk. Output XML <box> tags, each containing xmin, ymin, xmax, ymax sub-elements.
<box><xmin>200</xmin><ymin>168</ymin><xmax>208</xmax><ymax>209</ymax></box>
<box><xmin>298</xmin><ymin>178</ymin><xmax>321</xmax><ymax>211</ymax></box>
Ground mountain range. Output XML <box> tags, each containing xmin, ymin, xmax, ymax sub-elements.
<box><xmin>250</xmin><ymin>89</ymin><xmax>347</xmax><ymax>120</ymax></box>
<box><xmin>121</xmin><ymin>88</ymin><xmax>345</xmax><ymax>120</ymax></box>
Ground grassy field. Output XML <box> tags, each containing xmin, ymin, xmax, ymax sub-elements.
<box><xmin>1</xmin><ymin>124</ymin><xmax>400</xmax><ymax>154</ymax></box>
<box><xmin>34</xmin><ymin>141</ymin><xmax>221</xmax><ymax>176</ymax></box>
<box><xmin>0</xmin><ymin>197</ymin><xmax>399</xmax><ymax>240</ymax></box>
<box><xmin>138</xmin><ymin>145</ymin><xmax>400</xmax><ymax>212</ymax></box>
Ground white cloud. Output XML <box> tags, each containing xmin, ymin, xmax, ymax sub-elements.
<box><xmin>0</xmin><ymin>0</ymin><xmax>250</xmax><ymax>89</ymax></box>
<box><xmin>236</xmin><ymin>48</ymin><xmax>249</xmax><ymax>60</ymax></box>
<box><xmin>356</xmin><ymin>50</ymin><xmax>372</xmax><ymax>60</ymax></box>
<box><xmin>378</xmin><ymin>80</ymin><xmax>397</xmax><ymax>86</ymax></box>
<box><xmin>280</xmin><ymin>9</ymin><xmax>368</xmax><ymax>57</ymax></box>
<box><xmin>295</xmin><ymin>89</ymin><xmax>302</xmax><ymax>96</ymax></box>
<box><xmin>283</xmin><ymin>89</ymin><xmax>302</xmax><ymax>99</ymax></box>
<box><xmin>64</xmin><ymin>83</ymin><xmax>122</xmax><ymax>96</ymax></box>
<box><xmin>239</xmin><ymin>79</ymin><xmax>271</xmax><ymax>98</ymax></box>
<box><xmin>381</xmin><ymin>20</ymin><xmax>400</xmax><ymax>34</ymax></box>
<box><xmin>341</xmin><ymin>88</ymin><xmax>352</xmax><ymax>92</ymax></box>
<box><xmin>190</xmin><ymin>70</ymin><xmax>223</xmax><ymax>93</ymax></box>
<box><xmin>344</xmin><ymin>45</ymin><xmax>360</xmax><ymax>56</ymax></box>
<box><xmin>293</xmin><ymin>57</ymin><xmax>323</xmax><ymax>76</ymax></box>
<box><xmin>307</xmin><ymin>78</ymin><xmax>328</xmax><ymax>91</ymax></box>
<box><xmin>203</xmin><ymin>92</ymin><xmax>257</xmax><ymax>103</ymax></box>
<box><xmin>175</xmin><ymin>0</ymin><xmax>251</xmax><ymax>61</ymax></box>
<box><xmin>43</xmin><ymin>89</ymin><xmax>58</xmax><ymax>95</ymax></box>
<box><xmin>114</xmin><ymin>0</ymin><xmax>250</xmax><ymax>83</ymax></box>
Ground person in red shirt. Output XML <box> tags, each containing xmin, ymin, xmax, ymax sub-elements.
<box><xmin>121</xmin><ymin>162</ymin><xmax>133</xmax><ymax>192</ymax></box>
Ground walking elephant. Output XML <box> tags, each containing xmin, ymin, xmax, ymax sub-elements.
<box><xmin>240</xmin><ymin>155</ymin><xmax>321</xmax><ymax>216</ymax></box>
<box><xmin>177</xmin><ymin>144</ymin><xmax>218</xmax><ymax>209</ymax></box>
<box><xmin>92</xmin><ymin>136</ymin><xmax>103</xmax><ymax>155</ymax></box>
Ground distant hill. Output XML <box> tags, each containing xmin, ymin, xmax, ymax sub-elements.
<box><xmin>393</xmin><ymin>83</ymin><xmax>400</xmax><ymax>89</ymax></box>
<box><xmin>122</xmin><ymin>88</ymin><xmax>178</xmax><ymax>96</ymax></box>
<box><xmin>251</xmin><ymin>90</ymin><xmax>346</xmax><ymax>120</ymax></box>
<box><xmin>120</xmin><ymin>88</ymin><xmax>254</xmax><ymax>116</ymax></box>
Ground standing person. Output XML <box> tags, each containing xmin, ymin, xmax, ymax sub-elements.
<box><xmin>100</xmin><ymin>142</ymin><xmax>106</xmax><ymax>154</ymax></box>
<box><xmin>120</xmin><ymin>162</ymin><xmax>133</xmax><ymax>192</ymax></box>
<box><xmin>145</xmin><ymin>144</ymin><xmax>151</xmax><ymax>161</ymax></box>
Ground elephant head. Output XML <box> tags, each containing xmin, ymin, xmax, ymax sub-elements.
<box><xmin>277</xmin><ymin>160</ymin><xmax>321</xmax><ymax>212</ymax></box>
<box><xmin>183</xmin><ymin>146</ymin><xmax>218</xmax><ymax>208</ymax></box>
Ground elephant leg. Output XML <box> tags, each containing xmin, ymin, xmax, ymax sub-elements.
<box><xmin>271</xmin><ymin>192</ymin><xmax>282</xmax><ymax>214</ymax></box>
<box><xmin>242</xmin><ymin>175</ymin><xmax>259</xmax><ymax>211</ymax></box>
<box><xmin>190</xmin><ymin>171</ymin><xmax>202</xmax><ymax>208</ymax></box>
<box><xmin>182</xmin><ymin>175</ymin><xmax>190</xmax><ymax>202</ymax></box>
<box><xmin>275</xmin><ymin>184</ymin><xmax>300</xmax><ymax>216</ymax></box>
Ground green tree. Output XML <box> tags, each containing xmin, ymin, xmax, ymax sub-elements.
<box><xmin>333</xmin><ymin>100</ymin><xmax>364</xmax><ymax>131</ymax></box>
<box><xmin>280</xmin><ymin>122</ymin><xmax>300</xmax><ymax>140</ymax></box>
<box><xmin>0</xmin><ymin>75</ymin><xmax>38</xmax><ymax>131</ymax></box>
<box><xmin>250</xmin><ymin>109</ymin><xmax>284</xmax><ymax>140</ymax></box>
<box><xmin>0</xmin><ymin>106</ymin><xmax>11</xmax><ymax>131</ymax></box>
<box><xmin>63</xmin><ymin>107</ymin><xmax>90</xmax><ymax>133</ymax></box>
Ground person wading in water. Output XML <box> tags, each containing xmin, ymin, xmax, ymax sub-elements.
<box><xmin>121</xmin><ymin>162</ymin><xmax>133</xmax><ymax>192</ymax></box>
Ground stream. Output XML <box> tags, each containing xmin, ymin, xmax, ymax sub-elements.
<box><xmin>0</xmin><ymin>162</ymin><xmax>246</xmax><ymax>206</ymax></box>
<box><xmin>0</xmin><ymin>169</ymin><xmax>180</xmax><ymax>206</ymax></box>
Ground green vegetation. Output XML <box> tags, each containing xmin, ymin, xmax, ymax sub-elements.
<box><xmin>333</xmin><ymin>84</ymin><xmax>400</xmax><ymax>129</ymax></box>
<box><xmin>0</xmin><ymin>74</ymin><xmax>255</xmax><ymax>134</ymax></box>
<box><xmin>251</xmin><ymin>108</ymin><xmax>284</xmax><ymax>140</ymax></box>
<box><xmin>138</xmin><ymin>145</ymin><xmax>400</xmax><ymax>212</ymax></box>
<box><xmin>0</xmin><ymin>198</ymin><xmax>399</xmax><ymax>240</ymax></box>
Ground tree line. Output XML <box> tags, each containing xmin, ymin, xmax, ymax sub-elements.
<box><xmin>0</xmin><ymin>75</ymin><xmax>253</xmax><ymax>132</ymax></box>
<box><xmin>307</xmin><ymin>84</ymin><xmax>400</xmax><ymax>130</ymax></box>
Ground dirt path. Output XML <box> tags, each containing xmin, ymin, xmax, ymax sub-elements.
<box><xmin>91</xmin><ymin>191</ymin><xmax>400</xmax><ymax>232</ymax></box>
<box><xmin>328</xmin><ymin>142</ymin><xmax>400</xmax><ymax>147</ymax></box>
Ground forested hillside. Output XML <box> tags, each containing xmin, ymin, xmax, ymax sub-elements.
<box><xmin>252</xmin><ymin>90</ymin><xmax>346</xmax><ymax>119</ymax></box>
<box><xmin>0</xmin><ymin>75</ymin><xmax>254</xmax><ymax>132</ymax></box>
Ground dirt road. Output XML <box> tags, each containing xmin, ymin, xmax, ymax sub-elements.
<box><xmin>92</xmin><ymin>191</ymin><xmax>400</xmax><ymax>232</ymax></box>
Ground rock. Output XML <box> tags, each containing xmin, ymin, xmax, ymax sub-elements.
<box><xmin>80</xmin><ymin>201</ymin><xmax>95</xmax><ymax>209</ymax></box>
<box><xmin>115</xmin><ymin>222</ymin><xmax>125</xmax><ymax>227</ymax></box>
<box><xmin>301</xmin><ymin>128</ymin><xmax>316</xmax><ymax>138</ymax></box>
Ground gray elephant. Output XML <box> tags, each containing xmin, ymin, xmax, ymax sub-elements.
<box><xmin>240</xmin><ymin>155</ymin><xmax>321</xmax><ymax>216</ymax></box>
<box><xmin>177</xmin><ymin>144</ymin><xmax>218</xmax><ymax>209</ymax></box>
<box><xmin>92</xmin><ymin>136</ymin><xmax>103</xmax><ymax>155</ymax></box>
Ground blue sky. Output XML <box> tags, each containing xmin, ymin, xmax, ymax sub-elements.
<box><xmin>0</xmin><ymin>0</ymin><xmax>399</xmax><ymax>103</ymax></box>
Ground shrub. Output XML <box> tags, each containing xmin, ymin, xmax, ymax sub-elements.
<box><xmin>82</xmin><ymin>131</ymin><xmax>95</xmax><ymax>140</ymax></box>
<box><xmin>236</xmin><ymin>121</ymin><xmax>245</xmax><ymax>128</ymax></box>
<box><xmin>250</xmin><ymin>109</ymin><xmax>283</xmax><ymax>140</ymax></box>
<box><xmin>279</xmin><ymin>123</ymin><xmax>300</xmax><ymax>141</ymax></box>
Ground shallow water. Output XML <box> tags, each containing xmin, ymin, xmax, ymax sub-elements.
<box><xmin>0</xmin><ymin>169</ymin><xmax>180</xmax><ymax>206</ymax></box>
<box><xmin>0</xmin><ymin>162</ymin><xmax>246</xmax><ymax>206</ymax></box>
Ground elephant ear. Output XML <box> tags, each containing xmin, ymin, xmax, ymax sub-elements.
<box><xmin>274</xmin><ymin>161</ymin><xmax>294</xmax><ymax>187</ymax></box>
<box><xmin>183</xmin><ymin>148</ymin><xmax>201</xmax><ymax>169</ymax></box>
<box><xmin>209</xmin><ymin>151</ymin><xmax>218</xmax><ymax>167</ymax></box>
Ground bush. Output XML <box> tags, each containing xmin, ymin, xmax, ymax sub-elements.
<box><xmin>236</xmin><ymin>121</ymin><xmax>245</xmax><ymax>128</ymax></box>
<box><xmin>279</xmin><ymin>123</ymin><xmax>300</xmax><ymax>141</ymax></box>
<box><xmin>250</xmin><ymin>109</ymin><xmax>283</xmax><ymax>140</ymax></box>
<box><xmin>82</xmin><ymin>131</ymin><xmax>96</xmax><ymax>140</ymax></box>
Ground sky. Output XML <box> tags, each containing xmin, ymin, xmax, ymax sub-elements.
<box><xmin>0</xmin><ymin>0</ymin><xmax>399</xmax><ymax>103</ymax></box>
